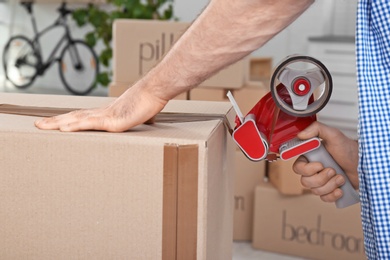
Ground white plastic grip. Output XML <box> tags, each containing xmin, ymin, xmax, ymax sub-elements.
<box><xmin>226</xmin><ymin>91</ymin><xmax>244</xmax><ymax>124</ymax></box>
<box><xmin>304</xmin><ymin>143</ymin><xmax>360</xmax><ymax>208</ymax></box>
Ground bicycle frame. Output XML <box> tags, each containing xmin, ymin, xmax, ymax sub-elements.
<box><xmin>27</xmin><ymin>6</ymin><xmax>74</xmax><ymax>75</ymax></box>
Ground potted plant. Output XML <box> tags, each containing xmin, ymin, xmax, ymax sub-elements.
<box><xmin>72</xmin><ymin>0</ymin><xmax>175</xmax><ymax>87</ymax></box>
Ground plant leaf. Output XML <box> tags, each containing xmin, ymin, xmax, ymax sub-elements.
<box><xmin>71</xmin><ymin>0</ymin><xmax>177</xmax><ymax>87</ymax></box>
<box><xmin>97</xmin><ymin>72</ymin><xmax>111</xmax><ymax>87</ymax></box>
<box><xmin>99</xmin><ymin>48</ymin><xmax>113</xmax><ymax>67</ymax></box>
<box><xmin>85</xmin><ymin>32</ymin><xmax>97</xmax><ymax>47</ymax></box>
<box><xmin>72</xmin><ymin>9</ymin><xmax>88</xmax><ymax>27</ymax></box>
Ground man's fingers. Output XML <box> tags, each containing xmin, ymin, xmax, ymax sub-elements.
<box><xmin>293</xmin><ymin>156</ymin><xmax>324</xmax><ymax>177</ymax></box>
<box><xmin>59</xmin><ymin>117</ymin><xmax>103</xmax><ymax>132</ymax></box>
<box><xmin>300</xmin><ymin>168</ymin><xmax>336</xmax><ymax>189</ymax></box>
<box><xmin>35</xmin><ymin>116</ymin><xmax>64</xmax><ymax>130</ymax></box>
<box><xmin>35</xmin><ymin>109</ymin><xmax>97</xmax><ymax>130</ymax></box>
<box><xmin>294</xmin><ymin>155</ymin><xmax>346</xmax><ymax>203</ymax></box>
<box><xmin>320</xmin><ymin>188</ymin><xmax>343</xmax><ymax>203</ymax></box>
<box><xmin>309</xmin><ymin>173</ymin><xmax>345</xmax><ymax>196</ymax></box>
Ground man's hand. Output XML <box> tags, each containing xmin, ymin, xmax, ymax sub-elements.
<box><xmin>293</xmin><ymin>122</ymin><xmax>359</xmax><ymax>203</ymax></box>
<box><xmin>34</xmin><ymin>85</ymin><xmax>167</xmax><ymax>132</ymax></box>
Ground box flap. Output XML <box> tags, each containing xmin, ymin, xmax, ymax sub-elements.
<box><xmin>0</xmin><ymin>93</ymin><xmax>233</xmax><ymax>144</ymax></box>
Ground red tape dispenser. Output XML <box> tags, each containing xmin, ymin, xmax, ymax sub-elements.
<box><xmin>228</xmin><ymin>55</ymin><xmax>359</xmax><ymax>208</ymax></box>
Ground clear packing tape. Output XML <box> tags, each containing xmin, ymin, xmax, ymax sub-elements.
<box><xmin>0</xmin><ymin>104</ymin><xmax>234</xmax><ymax>134</ymax></box>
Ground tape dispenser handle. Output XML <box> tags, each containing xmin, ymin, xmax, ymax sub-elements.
<box><xmin>280</xmin><ymin>137</ymin><xmax>360</xmax><ymax>208</ymax></box>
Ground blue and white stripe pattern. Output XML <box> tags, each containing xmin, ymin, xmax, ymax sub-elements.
<box><xmin>356</xmin><ymin>1</ymin><xmax>390</xmax><ymax>258</ymax></box>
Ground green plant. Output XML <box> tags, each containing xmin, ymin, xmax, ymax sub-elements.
<box><xmin>72</xmin><ymin>0</ymin><xmax>174</xmax><ymax>87</ymax></box>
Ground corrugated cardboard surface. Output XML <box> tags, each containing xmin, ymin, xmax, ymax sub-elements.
<box><xmin>252</xmin><ymin>182</ymin><xmax>366</xmax><ymax>260</ymax></box>
<box><xmin>232</xmin><ymin>84</ymin><xmax>268</xmax><ymax>115</ymax></box>
<box><xmin>0</xmin><ymin>93</ymin><xmax>235</xmax><ymax>260</ymax></box>
<box><xmin>189</xmin><ymin>87</ymin><xmax>229</xmax><ymax>102</ymax></box>
<box><xmin>113</xmin><ymin>19</ymin><xmax>248</xmax><ymax>89</ymax></box>
<box><xmin>233</xmin><ymin>150</ymin><xmax>265</xmax><ymax>241</ymax></box>
<box><xmin>249</xmin><ymin>57</ymin><xmax>273</xmax><ymax>81</ymax></box>
<box><xmin>267</xmin><ymin>158</ymin><xmax>306</xmax><ymax>195</ymax></box>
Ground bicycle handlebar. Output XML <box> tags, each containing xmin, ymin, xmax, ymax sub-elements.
<box><xmin>58</xmin><ymin>3</ymin><xmax>73</xmax><ymax>17</ymax></box>
<box><xmin>20</xmin><ymin>1</ymin><xmax>33</xmax><ymax>14</ymax></box>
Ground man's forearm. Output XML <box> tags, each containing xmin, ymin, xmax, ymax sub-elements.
<box><xmin>139</xmin><ymin>0</ymin><xmax>314</xmax><ymax>100</ymax></box>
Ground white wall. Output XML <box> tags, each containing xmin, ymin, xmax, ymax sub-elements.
<box><xmin>174</xmin><ymin>0</ymin><xmax>209</xmax><ymax>22</ymax></box>
<box><xmin>1</xmin><ymin>1</ymin><xmax>97</xmax><ymax>90</ymax></box>
<box><xmin>173</xmin><ymin>0</ymin><xmax>357</xmax><ymax>66</ymax></box>
<box><xmin>0</xmin><ymin>0</ymin><xmax>357</xmax><ymax>91</ymax></box>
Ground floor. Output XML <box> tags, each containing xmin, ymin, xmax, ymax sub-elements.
<box><xmin>233</xmin><ymin>242</ymin><xmax>304</xmax><ymax>260</ymax></box>
<box><xmin>0</xmin><ymin>81</ymin><xmax>306</xmax><ymax>260</ymax></box>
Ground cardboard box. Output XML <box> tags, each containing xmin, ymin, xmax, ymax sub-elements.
<box><xmin>108</xmin><ymin>81</ymin><xmax>129</xmax><ymax>97</ymax></box>
<box><xmin>267</xmin><ymin>158</ymin><xmax>306</xmax><ymax>195</ymax></box>
<box><xmin>189</xmin><ymin>83</ymin><xmax>268</xmax><ymax>116</ymax></box>
<box><xmin>108</xmin><ymin>81</ymin><xmax>188</xmax><ymax>100</ymax></box>
<box><xmin>233</xmin><ymin>149</ymin><xmax>265</xmax><ymax>241</ymax></box>
<box><xmin>113</xmin><ymin>19</ymin><xmax>248</xmax><ymax>89</ymax></box>
<box><xmin>249</xmin><ymin>57</ymin><xmax>273</xmax><ymax>81</ymax></box>
<box><xmin>187</xmin><ymin>85</ymin><xmax>267</xmax><ymax>241</ymax></box>
<box><xmin>0</xmin><ymin>93</ymin><xmax>235</xmax><ymax>260</ymax></box>
<box><xmin>189</xmin><ymin>87</ymin><xmax>229</xmax><ymax>102</ymax></box>
<box><xmin>252</xmin><ymin>183</ymin><xmax>366</xmax><ymax>260</ymax></box>
<box><xmin>232</xmin><ymin>83</ymin><xmax>268</xmax><ymax>115</ymax></box>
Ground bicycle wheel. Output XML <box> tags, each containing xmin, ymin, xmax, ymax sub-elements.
<box><xmin>59</xmin><ymin>40</ymin><xmax>99</xmax><ymax>95</ymax></box>
<box><xmin>3</xmin><ymin>35</ymin><xmax>38</xmax><ymax>89</ymax></box>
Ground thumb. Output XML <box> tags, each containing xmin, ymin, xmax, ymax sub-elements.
<box><xmin>297</xmin><ymin>122</ymin><xmax>321</xmax><ymax>139</ymax></box>
<box><xmin>297</xmin><ymin>121</ymin><xmax>335</xmax><ymax>141</ymax></box>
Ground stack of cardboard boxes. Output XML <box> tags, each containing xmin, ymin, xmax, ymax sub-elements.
<box><xmin>109</xmin><ymin>19</ymin><xmax>365</xmax><ymax>260</ymax></box>
<box><xmin>109</xmin><ymin>19</ymin><xmax>249</xmax><ymax>99</ymax></box>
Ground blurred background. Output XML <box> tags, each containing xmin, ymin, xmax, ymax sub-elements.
<box><xmin>0</xmin><ymin>0</ymin><xmax>357</xmax><ymax>95</ymax></box>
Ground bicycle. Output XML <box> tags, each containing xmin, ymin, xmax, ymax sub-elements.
<box><xmin>3</xmin><ymin>2</ymin><xmax>99</xmax><ymax>95</ymax></box>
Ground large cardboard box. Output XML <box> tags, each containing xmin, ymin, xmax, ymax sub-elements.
<box><xmin>252</xmin><ymin>183</ymin><xmax>366</xmax><ymax>260</ymax></box>
<box><xmin>267</xmin><ymin>158</ymin><xmax>306</xmax><ymax>195</ymax></box>
<box><xmin>113</xmin><ymin>19</ymin><xmax>249</xmax><ymax>89</ymax></box>
<box><xmin>233</xmin><ymin>150</ymin><xmax>265</xmax><ymax>241</ymax></box>
<box><xmin>0</xmin><ymin>93</ymin><xmax>235</xmax><ymax>260</ymax></box>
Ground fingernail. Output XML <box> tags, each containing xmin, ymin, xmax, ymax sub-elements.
<box><xmin>299</xmin><ymin>129</ymin><xmax>309</xmax><ymax>135</ymax></box>
<box><xmin>327</xmin><ymin>169</ymin><xmax>335</xmax><ymax>177</ymax></box>
<box><xmin>298</xmin><ymin>128</ymin><xmax>312</xmax><ymax>138</ymax></box>
<box><xmin>301</xmin><ymin>127</ymin><xmax>309</xmax><ymax>133</ymax></box>
<box><xmin>334</xmin><ymin>189</ymin><xmax>342</xmax><ymax>198</ymax></box>
<box><xmin>336</xmin><ymin>176</ymin><xmax>345</xmax><ymax>186</ymax></box>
